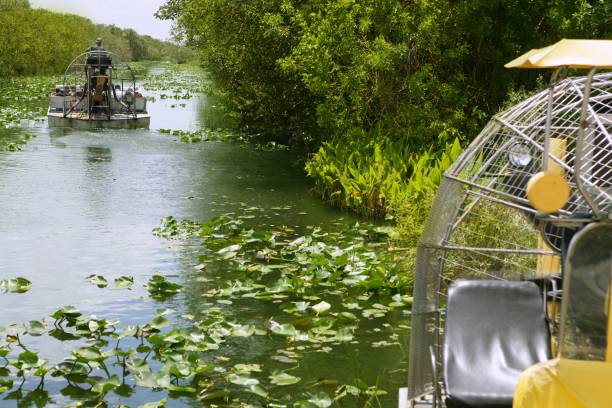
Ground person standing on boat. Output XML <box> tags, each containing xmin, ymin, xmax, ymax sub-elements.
<box><xmin>85</xmin><ymin>38</ymin><xmax>112</xmax><ymax>114</ymax></box>
<box><xmin>87</xmin><ymin>38</ymin><xmax>112</xmax><ymax>75</ymax></box>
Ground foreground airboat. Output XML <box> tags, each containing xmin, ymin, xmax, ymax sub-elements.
<box><xmin>400</xmin><ymin>39</ymin><xmax>612</xmax><ymax>408</ymax></box>
<box><xmin>47</xmin><ymin>39</ymin><xmax>150</xmax><ymax>129</ymax></box>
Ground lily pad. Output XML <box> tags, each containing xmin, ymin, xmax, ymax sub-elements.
<box><xmin>227</xmin><ymin>373</ymin><xmax>259</xmax><ymax>386</ymax></box>
<box><xmin>269</xmin><ymin>371</ymin><xmax>301</xmax><ymax>386</ymax></box>
<box><xmin>114</xmin><ymin>276</ymin><xmax>135</xmax><ymax>289</ymax></box>
<box><xmin>85</xmin><ymin>274</ymin><xmax>108</xmax><ymax>288</ymax></box>
<box><xmin>0</xmin><ymin>277</ymin><xmax>32</xmax><ymax>293</ymax></box>
<box><xmin>311</xmin><ymin>301</ymin><xmax>331</xmax><ymax>315</ymax></box>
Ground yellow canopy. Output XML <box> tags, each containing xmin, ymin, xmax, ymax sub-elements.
<box><xmin>505</xmin><ymin>39</ymin><xmax>612</xmax><ymax>69</ymax></box>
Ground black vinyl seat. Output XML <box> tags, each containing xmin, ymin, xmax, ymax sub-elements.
<box><xmin>444</xmin><ymin>280</ymin><xmax>551</xmax><ymax>408</ymax></box>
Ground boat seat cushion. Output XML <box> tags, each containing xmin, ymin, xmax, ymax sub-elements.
<box><xmin>444</xmin><ymin>280</ymin><xmax>551</xmax><ymax>408</ymax></box>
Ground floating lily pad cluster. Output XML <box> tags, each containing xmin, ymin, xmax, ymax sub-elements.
<box><xmin>86</xmin><ymin>274</ymin><xmax>135</xmax><ymax>290</ymax></box>
<box><xmin>155</xmin><ymin>214</ymin><xmax>408</xmax><ymax>295</ymax></box>
<box><xmin>132</xmin><ymin>62</ymin><xmax>211</xmax><ymax>97</ymax></box>
<box><xmin>0</xmin><ymin>134</ymin><xmax>33</xmax><ymax>152</ymax></box>
<box><xmin>156</xmin><ymin>127</ymin><xmax>291</xmax><ymax>151</ymax></box>
<box><xmin>157</xmin><ymin>128</ymin><xmax>240</xmax><ymax>144</ymax></box>
<box><xmin>0</xmin><ymin>215</ymin><xmax>410</xmax><ymax>406</ymax></box>
<box><xmin>0</xmin><ymin>76</ymin><xmax>57</xmax><ymax>129</ymax></box>
<box><xmin>157</xmin><ymin>128</ymin><xmax>293</xmax><ymax>153</ymax></box>
<box><xmin>153</xmin><ymin>214</ymin><xmax>412</xmax><ymax>402</ymax></box>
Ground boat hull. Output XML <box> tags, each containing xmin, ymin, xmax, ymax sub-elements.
<box><xmin>47</xmin><ymin>111</ymin><xmax>150</xmax><ymax>129</ymax></box>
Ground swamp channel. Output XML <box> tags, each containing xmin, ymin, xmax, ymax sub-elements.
<box><xmin>0</xmin><ymin>64</ymin><xmax>411</xmax><ymax>408</ymax></box>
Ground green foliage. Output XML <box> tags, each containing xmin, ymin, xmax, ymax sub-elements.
<box><xmin>0</xmin><ymin>75</ymin><xmax>57</xmax><ymax>132</ymax></box>
<box><xmin>0</xmin><ymin>4</ymin><xmax>192</xmax><ymax>77</ymax></box>
<box><xmin>0</xmin><ymin>134</ymin><xmax>32</xmax><ymax>152</ymax></box>
<box><xmin>145</xmin><ymin>275</ymin><xmax>183</xmax><ymax>300</ymax></box>
<box><xmin>442</xmin><ymin>198</ymin><xmax>539</xmax><ymax>280</ymax></box>
<box><xmin>157</xmin><ymin>0</ymin><xmax>318</xmax><ymax>142</ymax></box>
<box><xmin>0</xmin><ymin>0</ymin><xmax>30</xmax><ymax>9</ymax></box>
<box><xmin>159</xmin><ymin>0</ymin><xmax>610</xmax><ymax>219</ymax></box>
<box><xmin>0</xmin><ymin>277</ymin><xmax>32</xmax><ymax>293</ymax></box>
<box><xmin>307</xmin><ymin>136</ymin><xmax>461</xmax><ymax>216</ymax></box>
<box><xmin>160</xmin><ymin>0</ymin><xmax>609</xmax><ymax>147</ymax></box>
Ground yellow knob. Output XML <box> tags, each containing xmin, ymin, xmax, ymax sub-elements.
<box><xmin>526</xmin><ymin>171</ymin><xmax>570</xmax><ymax>213</ymax></box>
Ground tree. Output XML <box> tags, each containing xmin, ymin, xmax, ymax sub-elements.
<box><xmin>0</xmin><ymin>0</ymin><xmax>30</xmax><ymax>10</ymax></box>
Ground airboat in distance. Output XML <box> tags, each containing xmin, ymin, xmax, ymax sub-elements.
<box><xmin>47</xmin><ymin>38</ymin><xmax>150</xmax><ymax>129</ymax></box>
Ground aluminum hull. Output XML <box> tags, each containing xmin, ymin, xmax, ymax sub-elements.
<box><xmin>47</xmin><ymin>111</ymin><xmax>150</xmax><ymax>129</ymax></box>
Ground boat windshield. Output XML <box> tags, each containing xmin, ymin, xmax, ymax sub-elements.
<box><xmin>560</xmin><ymin>223</ymin><xmax>612</xmax><ymax>361</ymax></box>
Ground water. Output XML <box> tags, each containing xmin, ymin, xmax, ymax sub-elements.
<box><xmin>0</xmin><ymin>66</ymin><xmax>409</xmax><ymax>407</ymax></box>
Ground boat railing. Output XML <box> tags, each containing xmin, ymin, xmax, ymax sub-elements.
<box><xmin>60</xmin><ymin>51</ymin><xmax>141</xmax><ymax>120</ymax></box>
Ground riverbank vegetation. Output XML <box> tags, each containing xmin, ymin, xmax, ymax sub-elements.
<box><xmin>0</xmin><ymin>0</ymin><xmax>193</xmax><ymax>77</ymax></box>
<box><xmin>158</xmin><ymin>0</ymin><xmax>611</xmax><ymax>220</ymax></box>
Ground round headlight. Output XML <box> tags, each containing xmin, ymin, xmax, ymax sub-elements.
<box><xmin>508</xmin><ymin>143</ymin><xmax>532</xmax><ymax>168</ymax></box>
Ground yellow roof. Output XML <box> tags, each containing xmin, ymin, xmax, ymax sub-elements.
<box><xmin>505</xmin><ymin>39</ymin><xmax>612</xmax><ymax>69</ymax></box>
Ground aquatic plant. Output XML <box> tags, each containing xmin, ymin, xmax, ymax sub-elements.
<box><xmin>0</xmin><ymin>76</ymin><xmax>57</xmax><ymax>131</ymax></box>
<box><xmin>132</xmin><ymin>62</ymin><xmax>210</xmax><ymax>96</ymax></box>
<box><xmin>0</xmin><ymin>278</ymin><xmax>32</xmax><ymax>293</ymax></box>
<box><xmin>157</xmin><ymin>128</ymin><xmax>238</xmax><ymax>144</ymax></box>
<box><xmin>306</xmin><ymin>136</ymin><xmax>461</xmax><ymax>216</ymax></box>
<box><xmin>0</xmin><ymin>215</ymin><xmax>409</xmax><ymax>407</ymax></box>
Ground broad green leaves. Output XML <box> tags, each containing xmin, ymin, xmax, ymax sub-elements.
<box><xmin>305</xmin><ymin>136</ymin><xmax>462</xmax><ymax>216</ymax></box>
<box><xmin>86</xmin><ymin>274</ymin><xmax>108</xmax><ymax>288</ymax></box>
<box><xmin>228</xmin><ymin>374</ymin><xmax>259</xmax><ymax>386</ymax></box>
<box><xmin>145</xmin><ymin>275</ymin><xmax>182</xmax><ymax>300</ymax></box>
<box><xmin>269</xmin><ymin>371</ymin><xmax>301</xmax><ymax>386</ymax></box>
<box><xmin>311</xmin><ymin>301</ymin><xmax>331</xmax><ymax>315</ymax></box>
<box><xmin>152</xmin><ymin>216</ymin><xmax>200</xmax><ymax>239</ymax></box>
<box><xmin>114</xmin><ymin>276</ymin><xmax>135</xmax><ymax>289</ymax></box>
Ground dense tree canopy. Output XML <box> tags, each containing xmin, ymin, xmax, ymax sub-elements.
<box><xmin>158</xmin><ymin>0</ymin><xmax>317</xmax><ymax>142</ymax></box>
<box><xmin>159</xmin><ymin>0</ymin><xmax>609</xmax><ymax>148</ymax></box>
<box><xmin>158</xmin><ymin>0</ymin><xmax>610</xmax><ymax>215</ymax></box>
<box><xmin>0</xmin><ymin>0</ymin><xmax>192</xmax><ymax>77</ymax></box>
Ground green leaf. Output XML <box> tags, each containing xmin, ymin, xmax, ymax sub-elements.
<box><xmin>149</xmin><ymin>315</ymin><xmax>170</xmax><ymax>330</ymax></box>
<box><xmin>248</xmin><ymin>384</ymin><xmax>269</xmax><ymax>398</ymax></box>
<box><xmin>145</xmin><ymin>275</ymin><xmax>182</xmax><ymax>299</ymax></box>
<box><xmin>119</xmin><ymin>325</ymin><xmax>138</xmax><ymax>339</ymax></box>
<box><xmin>311</xmin><ymin>301</ymin><xmax>331</xmax><ymax>315</ymax></box>
<box><xmin>269</xmin><ymin>371</ymin><xmax>301</xmax><ymax>386</ymax></box>
<box><xmin>307</xmin><ymin>392</ymin><xmax>333</xmax><ymax>407</ymax></box>
<box><xmin>233</xmin><ymin>363</ymin><xmax>262</xmax><ymax>374</ymax></box>
<box><xmin>0</xmin><ymin>379</ymin><xmax>13</xmax><ymax>393</ymax></box>
<box><xmin>25</xmin><ymin>320</ymin><xmax>46</xmax><ymax>336</ymax></box>
<box><xmin>338</xmin><ymin>312</ymin><xmax>358</xmax><ymax>322</ymax></box>
<box><xmin>51</xmin><ymin>306</ymin><xmax>81</xmax><ymax>320</ymax></box>
<box><xmin>114</xmin><ymin>276</ymin><xmax>135</xmax><ymax>289</ymax></box>
<box><xmin>218</xmin><ymin>244</ymin><xmax>241</xmax><ymax>254</ymax></box>
<box><xmin>227</xmin><ymin>373</ymin><xmax>259</xmax><ymax>386</ymax></box>
<box><xmin>73</xmin><ymin>346</ymin><xmax>102</xmax><ymax>362</ymax></box>
<box><xmin>199</xmin><ymin>389</ymin><xmax>230</xmax><ymax>401</ymax></box>
<box><xmin>139</xmin><ymin>398</ymin><xmax>167</xmax><ymax>408</ymax></box>
<box><xmin>85</xmin><ymin>274</ymin><xmax>108</xmax><ymax>288</ymax></box>
<box><xmin>91</xmin><ymin>375</ymin><xmax>120</xmax><ymax>394</ymax></box>
<box><xmin>18</xmin><ymin>351</ymin><xmax>38</xmax><ymax>365</ymax></box>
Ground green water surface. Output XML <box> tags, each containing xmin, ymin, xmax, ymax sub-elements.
<box><xmin>0</xmin><ymin>65</ymin><xmax>409</xmax><ymax>407</ymax></box>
